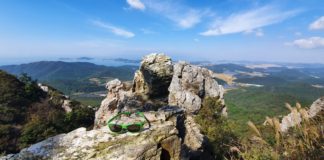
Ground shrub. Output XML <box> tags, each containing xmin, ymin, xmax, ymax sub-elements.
<box><xmin>0</xmin><ymin>125</ymin><xmax>20</xmax><ymax>153</ymax></box>
<box><xmin>195</xmin><ymin>97</ymin><xmax>239</xmax><ymax>160</ymax></box>
<box><xmin>19</xmin><ymin>73</ymin><xmax>46</xmax><ymax>102</ymax></box>
<box><xmin>64</xmin><ymin>104</ymin><xmax>95</xmax><ymax>130</ymax></box>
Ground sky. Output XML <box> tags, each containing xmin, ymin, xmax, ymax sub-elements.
<box><xmin>0</xmin><ymin>0</ymin><xmax>324</xmax><ymax>64</ymax></box>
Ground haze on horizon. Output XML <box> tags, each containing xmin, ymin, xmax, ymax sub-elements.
<box><xmin>0</xmin><ymin>0</ymin><xmax>324</xmax><ymax>63</ymax></box>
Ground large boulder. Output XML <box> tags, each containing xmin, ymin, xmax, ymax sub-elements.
<box><xmin>96</xmin><ymin>54</ymin><xmax>174</xmax><ymax>128</ymax></box>
<box><xmin>132</xmin><ymin>53</ymin><xmax>173</xmax><ymax>98</ymax></box>
<box><xmin>168</xmin><ymin>61</ymin><xmax>224</xmax><ymax>114</ymax></box>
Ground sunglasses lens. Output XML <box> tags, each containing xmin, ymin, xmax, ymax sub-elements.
<box><xmin>109</xmin><ymin>124</ymin><xmax>122</xmax><ymax>132</ymax></box>
<box><xmin>127</xmin><ymin>124</ymin><xmax>141</xmax><ymax>132</ymax></box>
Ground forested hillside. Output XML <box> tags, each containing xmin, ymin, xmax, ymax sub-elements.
<box><xmin>0</xmin><ymin>70</ymin><xmax>94</xmax><ymax>154</ymax></box>
<box><xmin>0</xmin><ymin>61</ymin><xmax>137</xmax><ymax>94</ymax></box>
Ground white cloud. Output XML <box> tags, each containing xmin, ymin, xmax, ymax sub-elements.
<box><xmin>309</xmin><ymin>16</ymin><xmax>324</xmax><ymax>30</ymax></box>
<box><xmin>286</xmin><ymin>37</ymin><xmax>324</xmax><ymax>49</ymax></box>
<box><xmin>177</xmin><ymin>10</ymin><xmax>202</xmax><ymax>28</ymax></box>
<box><xmin>140</xmin><ymin>28</ymin><xmax>156</xmax><ymax>34</ymax></box>
<box><xmin>244</xmin><ymin>28</ymin><xmax>264</xmax><ymax>37</ymax></box>
<box><xmin>255</xmin><ymin>29</ymin><xmax>264</xmax><ymax>37</ymax></box>
<box><xmin>294</xmin><ymin>32</ymin><xmax>302</xmax><ymax>36</ymax></box>
<box><xmin>126</xmin><ymin>0</ymin><xmax>145</xmax><ymax>10</ymax></box>
<box><xmin>91</xmin><ymin>20</ymin><xmax>135</xmax><ymax>38</ymax></box>
<box><xmin>200</xmin><ymin>6</ymin><xmax>299</xmax><ymax>36</ymax></box>
<box><xmin>142</xmin><ymin>0</ymin><xmax>208</xmax><ymax>29</ymax></box>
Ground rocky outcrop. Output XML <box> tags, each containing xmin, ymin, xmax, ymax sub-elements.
<box><xmin>168</xmin><ymin>61</ymin><xmax>224</xmax><ymax>114</ymax></box>
<box><xmin>94</xmin><ymin>79</ymin><xmax>134</xmax><ymax>128</ymax></box>
<box><xmin>132</xmin><ymin>53</ymin><xmax>173</xmax><ymax>98</ymax></box>
<box><xmin>2</xmin><ymin>53</ymin><xmax>225</xmax><ymax>160</ymax></box>
<box><xmin>95</xmin><ymin>54</ymin><xmax>175</xmax><ymax>129</ymax></box>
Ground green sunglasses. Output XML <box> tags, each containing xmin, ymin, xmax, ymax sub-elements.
<box><xmin>107</xmin><ymin>111</ymin><xmax>150</xmax><ymax>133</ymax></box>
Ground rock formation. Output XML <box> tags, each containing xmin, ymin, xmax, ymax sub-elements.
<box><xmin>94</xmin><ymin>79</ymin><xmax>128</xmax><ymax>128</ymax></box>
<box><xmin>132</xmin><ymin>53</ymin><xmax>173</xmax><ymax>98</ymax></box>
<box><xmin>2</xmin><ymin>53</ymin><xmax>225</xmax><ymax>160</ymax></box>
<box><xmin>168</xmin><ymin>61</ymin><xmax>224</xmax><ymax>113</ymax></box>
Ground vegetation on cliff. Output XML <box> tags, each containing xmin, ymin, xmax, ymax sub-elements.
<box><xmin>241</xmin><ymin>103</ymin><xmax>323</xmax><ymax>159</ymax></box>
<box><xmin>0</xmin><ymin>70</ymin><xmax>94</xmax><ymax>154</ymax></box>
<box><xmin>195</xmin><ymin>96</ymin><xmax>323</xmax><ymax>160</ymax></box>
<box><xmin>195</xmin><ymin>97</ymin><xmax>238</xmax><ymax>159</ymax></box>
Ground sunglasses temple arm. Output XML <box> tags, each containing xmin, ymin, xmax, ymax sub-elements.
<box><xmin>107</xmin><ymin>113</ymin><xmax>122</xmax><ymax>124</ymax></box>
<box><xmin>137</xmin><ymin>112</ymin><xmax>151</xmax><ymax>128</ymax></box>
<box><xmin>144</xmin><ymin>115</ymin><xmax>151</xmax><ymax>127</ymax></box>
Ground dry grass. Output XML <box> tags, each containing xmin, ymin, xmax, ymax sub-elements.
<box><xmin>241</xmin><ymin>103</ymin><xmax>324</xmax><ymax>160</ymax></box>
<box><xmin>247</xmin><ymin>121</ymin><xmax>261</xmax><ymax>137</ymax></box>
<box><xmin>214</xmin><ymin>73</ymin><xmax>236</xmax><ymax>85</ymax></box>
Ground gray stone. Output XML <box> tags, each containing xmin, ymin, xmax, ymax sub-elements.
<box><xmin>168</xmin><ymin>61</ymin><xmax>225</xmax><ymax>114</ymax></box>
<box><xmin>132</xmin><ymin>53</ymin><xmax>173</xmax><ymax>98</ymax></box>
<box><xmin>94</xmin><ymin>79</ymin><xmax>131</xmax><ymax>129</ymax></box>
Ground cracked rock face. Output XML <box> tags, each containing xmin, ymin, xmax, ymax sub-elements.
<box><xmin>132</xmin><ymin>53</ymin><xmax>173</xmax><ymax>98</ymax></box>
<box><xmin>168</xmin><ymin>61</ymin><xmax>224</xmax><ymax>114</ymax></box>
<box><xmin>94</xmin><ymin>79</ymin><xmax>149</xmax><ymax>129</ymax></box>
<box><xmin>94</xmin><ymin>79</ymin><xmax>132</xmax><ymax>129</ymax></box>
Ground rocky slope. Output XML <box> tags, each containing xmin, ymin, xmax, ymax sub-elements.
<box><xmin>1</xmin><ymin>53</ymin><xmax>225</xmax><ymax>160</ymax></box>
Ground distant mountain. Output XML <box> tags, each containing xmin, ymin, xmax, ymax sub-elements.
<box><xmin>0</xmin><ymin>61</ymin><xmax>137</xmax><ymax>81</ymax></box>
<box><xmin>111</xmin><ymin>58</ymin><xmax>141</xmax><ymax>64</ymax></box>
<box><xmin>0</xmin><ymin>61</ymin><xmax>138</xmax><ymax>94</ymax></box>
<box><xmin>77</xmin><ymin>57</ymin><xmax>93</xmax><ymax>60</ymax></box>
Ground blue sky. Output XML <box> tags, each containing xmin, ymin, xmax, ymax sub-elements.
<box><xmin>0</xmin><ymin>0</ymin><xmax>324</xmax><ymax>63</ymax></box>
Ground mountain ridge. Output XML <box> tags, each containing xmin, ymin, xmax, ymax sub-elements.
<box><xmin>0</xmin><ymin>61</ymin><xmax>138</xmax><ymax>94</ymax></box>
